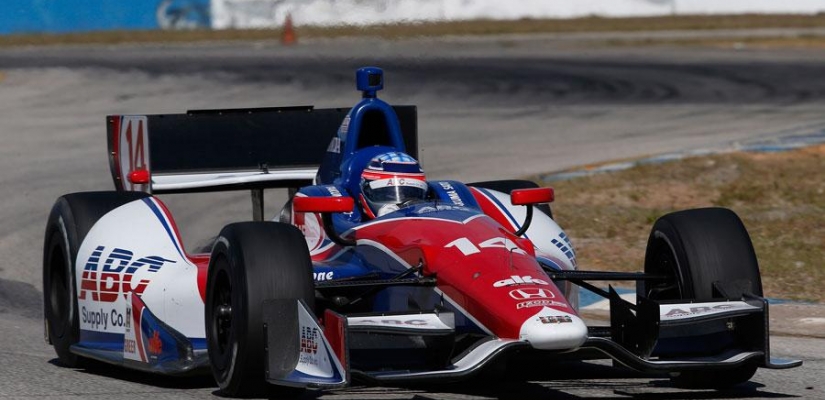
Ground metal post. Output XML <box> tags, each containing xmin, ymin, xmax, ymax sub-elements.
<box><xmin>251</xmin><ymin>189</ymin><xmax>264</xmax><ymax>221</ymax></box>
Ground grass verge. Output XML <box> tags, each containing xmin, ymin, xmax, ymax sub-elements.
<box><xmin>535</xmin><ymin>145</ymin><xmax>825</xmax><ymax>303</ymax></box>
<box><xmin>2</xmin><ymin>14</ymin><xmax>825</xmax><ymax>47</ymax></box>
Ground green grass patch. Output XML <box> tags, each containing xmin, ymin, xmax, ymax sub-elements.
<box><xmin>536</xmin><ymin>145</ymin><xmax>825</xmax><ymax>303</ymax></box>
<box><xmin>3</xmin><ymin>14</ymin><xmax>825</xmax><ymax>47</ymax></box>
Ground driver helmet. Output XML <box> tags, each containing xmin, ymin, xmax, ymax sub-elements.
<box><xmin>359</xmin><ymin>152</ymin><xmax>428</xmax><ymax>218</ymax></box>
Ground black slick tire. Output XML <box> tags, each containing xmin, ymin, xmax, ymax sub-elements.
<box><xmin>641</xmin><ymin>207</ymin><xmax>762</xmax><ymax>388</ymax></box>
<box><xmin>43</xmin><ymin>191</ymin><xmax>150</xmax><ymax>367</ymax></box>
<box><xmin>206</xmin><ymin>222</ymin><xmax>314</xmax><ymax>398</ymax></box>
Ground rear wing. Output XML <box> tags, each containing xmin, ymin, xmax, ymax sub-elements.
<box><xmin>107</xmin><ymin>106</ymin><xmax>418</xmax><ymax>194</ymax></box>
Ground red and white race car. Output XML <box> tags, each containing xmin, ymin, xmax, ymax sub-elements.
<box><xmin>43</xmin><ymin>67</ymin><xmax>800</xmax><ymax>397</ymax></box>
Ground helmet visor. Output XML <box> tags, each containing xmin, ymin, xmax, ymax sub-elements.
<box><xmin>363</xmin><ymin>177</ymin><xmax>428</xmax><ymax>205</ymax></box>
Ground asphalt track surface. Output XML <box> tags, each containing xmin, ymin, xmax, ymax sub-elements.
<box><xmin>1</xmin><ymin>35</ymin><xmax>824</xmax><ymax>398</ymax></box>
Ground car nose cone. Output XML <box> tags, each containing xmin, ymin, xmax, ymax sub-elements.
<box><xmin>519</xmin><ymin>307</ymin><xmax>588</xmax><ymax>350</ymax></box>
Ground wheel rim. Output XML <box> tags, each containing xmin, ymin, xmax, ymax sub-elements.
<box><xmin>646</xmin><ymin>238</ymin><xmax>682</xmax><ymax>301</ymax></box>
<box><xmin>210</xmin><ymin>266</ymin><xmax>233</xmax><ymax>371</ymax></box>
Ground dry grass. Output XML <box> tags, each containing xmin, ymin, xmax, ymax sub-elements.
<box><xmin>537</xmin><ymin>145</ymin><xmax>825</xmax><ymax>303</ymax></box>
<box><xmin>604</xmin><ymin>35</ymin><xmax>825</xmax><ymax>49</ymax></box>
<box><xmin>2</xmin><ymin>14</ymin><xmax>825</xmax><ymax>47</ymax></box>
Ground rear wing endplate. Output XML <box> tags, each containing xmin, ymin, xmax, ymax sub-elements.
<box><xmin>107</xmin><ymin>106</ymin><xmax>417</xmax><ymax>194</ymax></box>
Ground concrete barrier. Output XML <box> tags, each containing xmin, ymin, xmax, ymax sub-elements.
<box><xmin>4</xmin><ymin>0</ymin><xmax>825</xmax><ymax>34</ymax></box>
<box><xmin>210</xmin><ymin>0</ymin><xmax>825</xmax><ymax>29</ymax></box>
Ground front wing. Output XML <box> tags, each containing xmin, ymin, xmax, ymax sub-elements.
<box><xmin>263</xmin><ymin>290</ymin><xmax>800</xmax><ymax>387</ymax></box>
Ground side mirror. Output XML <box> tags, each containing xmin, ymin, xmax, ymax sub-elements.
<box><xmin>510</xmin><ymin>187</ymin><xmax>554</xmax><ymax>237</ymax></box>
<box><xmin>292</xmin><ymin>196</ymin><xmax>356</xmax><ymax>246</ymax></box>
<box><xmin>511</xmin><ymin>187</ymin><xmax>554</xmax><ymax>206</ymax></box>
<box><xmin>293</xmin><ymin>196</ymin><xmax>354</xmax><ymax>214</ymax></box>
<box><xmin>127</xmin><ymin>168</ymin><xmax>150</xmax><ymax>185</ymax></box>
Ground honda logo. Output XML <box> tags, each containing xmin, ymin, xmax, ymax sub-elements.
<box><xmin>509</xmin><ymin>288</ymin><xmax>555</xmax><ymax>300</ymax></box>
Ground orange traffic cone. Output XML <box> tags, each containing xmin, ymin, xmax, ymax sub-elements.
<box><xmin>282</xmin><ymin>13</ymin><xmax>296</xmax><ymax>46</ymax></box>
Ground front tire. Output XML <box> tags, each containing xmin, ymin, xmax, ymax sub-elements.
<box><xmin>641</xmin><ymin>207</ymin><xmax>761</xmax><ymax>388</ymax></box>
<box><xmin>43</xmin><ymin>191</ymin><xmax>149</xmax><ymax>367</ymax></box>
<box><xmin>206</xmin><ymin>222</ymin><xmax>315</xmax><ymax>398</ymax></box>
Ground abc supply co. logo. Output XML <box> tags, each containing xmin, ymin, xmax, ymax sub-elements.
<box><xmin>79</xmin><ymin>246</ymin><xmax>175</xmax><ymax>303</ymax></box>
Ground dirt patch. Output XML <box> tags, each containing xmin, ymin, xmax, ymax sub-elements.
<box><xmin>537</xmin><ymin>145</ymin><xmax>825</xmax><ymax>303</ymax></box>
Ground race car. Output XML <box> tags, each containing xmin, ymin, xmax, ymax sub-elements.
<box><xmin>43</xmin><ymin>66</ymin><xmax>800</xmax><ymax>397</ymax></box>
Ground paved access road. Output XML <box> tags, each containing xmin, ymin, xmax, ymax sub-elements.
<box><xmin>0</xmin><ymin>35</ymin><xmax>823</xmax><ymax>398</ymax></box>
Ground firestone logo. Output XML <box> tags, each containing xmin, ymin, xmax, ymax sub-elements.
<box><xmin>79</xmin><ymin>246</ymin><xmax>175</xmax><ymax>303</ymax></box>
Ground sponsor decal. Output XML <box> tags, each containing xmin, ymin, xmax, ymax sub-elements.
<box><xmin>300</xmin><ymin>326</ymin><xmax>320</xmax><ymax>366</ymax></box>
<box><xmin>348</xmin><ymin>314</ymin><xmax>452</xmax><ymax>331</ymax></box>
<box><xmin>325</xmin><ymin>186</ymin><xmax>342</xmax><ymax>197</ymax></box>
<box><xmin>516</xmin><ymin>299</ymin><xmax>569</xmax><ymax>309</ymax></box>
<box><xmin>494</xmin><ymin>275</ymin><xmax>549</xmax><ymax>287</ymax></box>
<box><xmin>663</xmin><ymin>303</ymin><xmax>752</xmax><ymax>319</ymax></box>
<box><xmin>438</xmin><ymin>181</ymin><xmax>465</xmax><ymax>206</ymax></box>
<box><xmin>354</xmin><ymin>319</ymin><xmax>428</xmax><ymax>326</ymax></box>
<box><xmin>337</xmin><ymin>116</ymin><xmax>350</xmax><ymax>139</ymax></box>
<box><xmin>295</xmin><ymin>305</ymin><xmax>340</xmax><ymax>380</ymax></box>
<box><xmin>79</xmin><ymin>246</ymin><xmax>175</xmax><ymax>303</ymax></box>
<box><xmin>122</xmin><ymin>293</ymin><xmax>145</xmax><ymax>362</ymax></box>
<box><xmin>81</xmin><ymin>307</ymin><xmax>128</xmax><ymax>330</ymax></box>
<box><xmin>509</xmin><ymin>288</ymin><xmax>556</xmax><ymax>300</ymax></box>
<box><xmin>367</xmin><ymin>177</ymin><xmax>428</xmax><ymax>190</ymax></box>
<box><xmin>416</xmin><ymin>204</ymin><xmax>470</xmax><ymax>214</ymax></box>
<box><xmin>148</xmin><ymin>331</ymin><xmax>162</xmax><ymax>356</ymax></box>
<box><xmin>296</xmin><ymin>211</ymin><xmax>326</xmax><ymax>254</ymax></box>
<box><xmin>313</xmin><ymin>271</ymin><xmax>334</xmax><ymax>281</ymax></box>
<box><xmin>327</xmin><ymin>137</ymin><xmax>341</xmax><ymax>153</ymax></box>
<box><xmin>551</xmin><ymin>232</ymin><xmax>577</xmax><ymax>268</ymax></box>
<box><xmin>539</xmin><ymin>315</ymin><xmax>573</xmax><ymax>324</ymax></box>
<box><xmin>124</xmin><ymin>339</ymin><xmax>137</xmax><ymax>354</ymax></box>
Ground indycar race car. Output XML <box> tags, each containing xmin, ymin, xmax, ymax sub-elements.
<box><xmin>43</xmin><ymin>67</ymin><xmax>800</xmax><ymax>397</ymax></box>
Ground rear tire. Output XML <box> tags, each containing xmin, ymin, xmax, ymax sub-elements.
<box><xmin>43</xmin><ymin>191</ymin><xmax>150</xmax><ymax>367</ymax></box>
<box><xmin>469</xmin><ymin>180</ymin><xmax>553</xmax><ymax>219</ymax></box>
<box><xmin>206</xmin><ymin>222</ymin><xmax>314</xmax><ymax>398</ymax></box>
<box><xmin>641</xmin><ymin>207</ymin><xmax>761</xmax><ymax>388</ymax></box>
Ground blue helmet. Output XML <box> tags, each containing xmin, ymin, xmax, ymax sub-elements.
<box><xmin>359</xmin><ymin>152</ymin><xmax>428</xmax><ymax>218</ymax></box>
